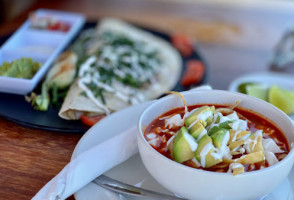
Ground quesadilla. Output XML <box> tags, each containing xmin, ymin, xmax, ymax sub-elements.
<box><xmin>59</xmin><ymin>18</ymin><xmax>182</xmax><ymax>120</ymax></box>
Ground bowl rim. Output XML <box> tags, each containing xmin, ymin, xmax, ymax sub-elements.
<box><xmin>137</xmin><ymin>89</ymin><xmax>294</xmax><ymax>177</ymax></box>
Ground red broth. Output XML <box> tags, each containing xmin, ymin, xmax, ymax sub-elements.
<box><xmin>144</xmin><ymin>104</ymin><xmax>289</xmax><ymax>173</ymax></box>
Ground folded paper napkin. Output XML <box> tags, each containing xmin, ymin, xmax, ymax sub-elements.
<box><xmin>32</xmin><ymin>85</ymin><xmax>212</xmax><ymax>200</ymax></box>
<box><xmin>32</xmin><ymin>126</ymin><xmax>138</xmax><ymax>200</ymax></box>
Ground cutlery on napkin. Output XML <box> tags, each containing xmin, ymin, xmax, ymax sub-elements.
<box><xmin>32</xmin><ymin>85</ymin><xmax>212</xmax><ymax>200</ymax></box>
<box><xmin>32</xmin><ymin>125</ymin><xmax>139</xmax><ymax>200</ymax></box>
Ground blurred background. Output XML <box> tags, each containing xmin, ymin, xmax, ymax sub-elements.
<box><xmin>1</xmin><ymin>0</ymin><xmax>294</xmax><ymax>89</ymax></box>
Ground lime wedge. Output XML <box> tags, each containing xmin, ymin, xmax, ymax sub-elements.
<box><xmin>268</xmin><ymin>85</ymin><xmax>294</xmax><ymax>115</ymax></box>
<box><xmin>286</xmin><ymin>90</ymin><xmax>294</xmax><ymax>100</ymax></box>
<box><xmin>238</xmin><ymin>82</ymin><xmax>257</xmax><ymax>94</ymax></box>
<box><xmin>245</xmin><ymin>84</ymin><xmax>268</xmax><ymax>101</ymax></box>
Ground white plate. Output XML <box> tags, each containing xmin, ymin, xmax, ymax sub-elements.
<box><xmin>71</xmin><ymin>101</ymin><xmax>294</xmax><ymax>200</ymax></box>
<box><xmin>228</xmin><ymin>72</ymin><xmax>294</xmax><ymax>92</ymax></box>
<box><xmin>228</xmin><ymin>71</ymin><xmax>294</xmax><ymax>121</ymax></box>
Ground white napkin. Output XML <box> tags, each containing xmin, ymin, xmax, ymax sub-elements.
<box><xmin>32</xmin><ymin>85</ymin><xmax>212</xmax><ymax>200</ymax></box>
<box><xmin>32</xmin><ymin>126</ymin><xmax>138</xmax><ymax>200</ymax></box>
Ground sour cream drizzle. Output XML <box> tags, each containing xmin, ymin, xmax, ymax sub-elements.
<box><xmin>200</xmin><ymin>143</ymin><xmax>214</xmax><ymax>167</ymax></box>
<box><xmin>188</xmin><ymin>111</ymin><xmax>213</xmax><ymax>130</ymax></box>
<box><xmin>78</xmin><ymin>56</ymin><xmax>111</xmax><ymax>114</ymax></box>
<box><xmin>77</xmin><ymin>29</ymin><xmax>162</xmax><ymax>114</ymax></box>
<box><xmin>184</xmin><ymin>132</ymin><xmax>198</xmax><ymax>152</ymax></box>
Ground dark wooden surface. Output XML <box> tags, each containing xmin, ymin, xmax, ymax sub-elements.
<box><xmin>0</xmin><ymin>118</ymin><xmax>81</xmax><ymax>200</ymax></box>
<box><xmin>0</xmin><ymin>0</ymin><xmax>292</xmax><ymax>199</ymax></box>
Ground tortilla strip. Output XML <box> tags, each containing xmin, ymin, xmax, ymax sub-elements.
<box><xmin>59</xmin><ymin>18</ymin><xmax>182</xmax><ymax>120</ymax></box>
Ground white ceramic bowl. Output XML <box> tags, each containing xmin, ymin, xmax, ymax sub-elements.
<box><xmin>138</xmin><ymin>90</ymin><xmax>294</xmax><ymax>200</ymax></box>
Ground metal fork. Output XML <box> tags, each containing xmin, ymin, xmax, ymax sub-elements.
<box><xmin>93</xmin><ymin>175</ymin><xmax>188</xmax><ymax>200</ymax></box>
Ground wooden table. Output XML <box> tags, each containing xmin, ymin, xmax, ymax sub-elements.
<box><xmin>0</xmin><ymin>0</ymin><xmax>293</xmax><ymax>199</ymax></box>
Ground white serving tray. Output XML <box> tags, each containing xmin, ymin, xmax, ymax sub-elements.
<box><xmin>0</xmin><ymin>9</ymin><xmax>85</xmax><ymax>95</ymax></box>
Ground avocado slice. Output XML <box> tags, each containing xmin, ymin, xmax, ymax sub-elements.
<box><xmin>189</xmin><ymin>120</ymin><xmax>206</xmax><ymax>139</ymax></box>
<box><xmin>194</xmin><ymin>134</ymin><xmax>222</xmax><ymax>168</ymax></box>
<box><xmin>173</xmin><ymin>127</ymin><xmax>198</xmax><ymax>163</ymax></box>
<box><xmin>208</xmin><ymin>118</ymin><xmax>233</xmax><ymax>136</ymax></box>
<box><xmin>208</xmin><ymin>126</ymin><xmax>225</xmax><ymax>136</ymax></box>
<box><xmin>185</xmin><ymin>106</ymin><xmax>214</xmax><ymax>128</ymax></box>
<box><xmin>219</xmin><ymin>120</ymin><xmax>234</xmax><ymax>129</ymax></box>
<box><xmin>210</xmin><ymin>129</ymin><xmax>229</xmax><ymax>150</ymax></box>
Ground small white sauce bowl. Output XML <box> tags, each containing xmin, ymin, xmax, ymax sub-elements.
<box><xmin>137</xmin><ymin>90</ymin><xmax>294</xmax><ymax>200</ymax></box>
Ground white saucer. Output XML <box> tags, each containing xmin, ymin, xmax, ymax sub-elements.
<box><xmin>71</xmin><ymin>100</ymin><xmax>294</xmax><ymax>200</ymax></box>
<box><xmin>228</xmin><ymin>71</ymin><xmax>294</xmax><ymax>121</ymax></box>
<box><xmin>228</xmin><ymin>71</ymin><xmax>294</xmax><ymax>92</ymax></box>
